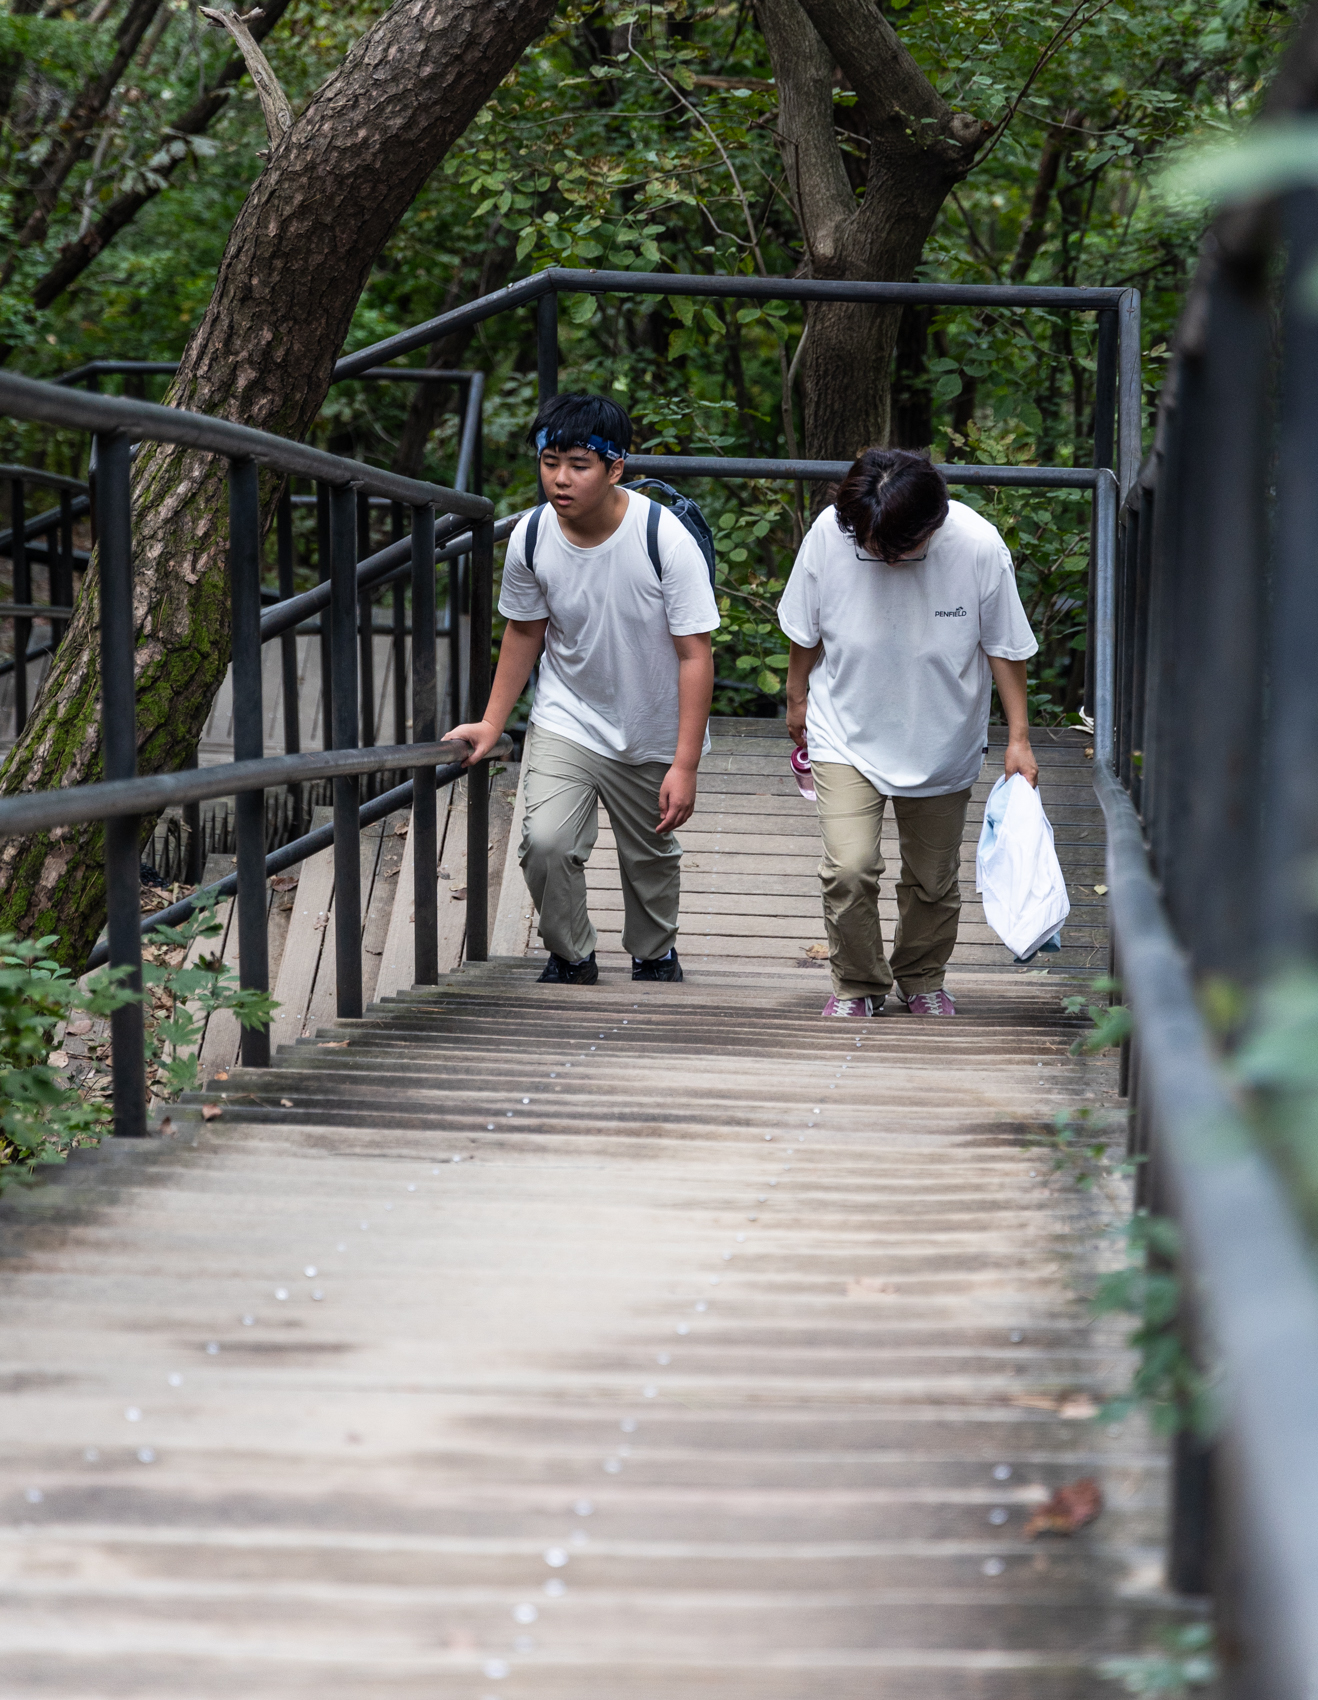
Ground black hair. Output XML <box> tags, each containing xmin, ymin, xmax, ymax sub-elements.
<box><xmin>833</xmin><ymin>447</ymin><xmax>949</xmax><ymax>563</ymax></box>
<box><xmin>527</xmin><ymin>392</ymin><xmax>633</xmax><ymax>460</ymax></box>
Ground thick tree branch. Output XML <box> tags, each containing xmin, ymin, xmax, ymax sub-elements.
<box><xmin>198</xmin><ymin>5</ymin><xmax>293</xmax><ymax>145</ymax></box>
<box><xmin>757</xmin><ymin>0</ymin><xmax>853</xmax><ymax>262</ymax></box>
<box><xmin>795</xmin><ymin>0</ymin><xmax>989</xmax><ymax>167</ymax></box>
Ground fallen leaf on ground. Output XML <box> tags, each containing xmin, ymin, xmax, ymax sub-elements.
<box><xmin>1059</xmin><ymin>1393</ymin><xmax>1099</xmax><ymax>1420</ymax></box>
<box><xmin>438</xmin><ymin>866</ymin><xmax>450</xmax><ymax>879</ymax></box>
<box><xmin>279</xmin><ymin>1098</ymin><xmax>294</xmax><ymax>1108</ymax></box>
<box><xmin>1093</xmin><ymin>884</ymin><xmax>1108</xmax><ymax>895</ymax></box>
<box><xmin>804</xmin><ymin>942</ymin><xmax>830</xmax><ymax>959</ymax></box>
<box><xmin>201</xmin><ymin>1104</ymin><xmax>223</xmax><ymax>1122</ymax></box>
<box><xmin>158</xmin><ymin>1116</ymin><xmax>175</xmax><ymax>1136</ymax></box>
<box><xmin>48</xmin><ymin>1050</ymin><xmax>69</xmax><ymax>1069</ymax></box>
<box><xmin>382</xmin><ymin>867</ymin><xmax>400</xmax><ymax>879</ymax></box>
<box><xmin>269</xmin><ymin>874</ymin><xmax>299</xmax><ymax>891</ymax></box>
<box><xmin>450</xmin><ymin>887</ymin><xmax>467</xmax><ymax>900</ymax></box>
<box><xmin>312</xmin><ymin>914</ymin><xmax>329</xmax><ymax>930</ymax></box>
<box><xmin>214</xmin><ymin>1071</ymin><xmax>228</xmax><ymax>1080</ymax></box>
<box><xmin>66</xmin><ymin>1017</ymin><xmax>92</xmax><ymax>1037</ymax></box>
<box><xmin>319</xmin><ymin>1040</ymin><xmax>349</xmax><ymax>1048</ymax></box>
<box><xmin>1024</xmin><ymin>1477</ymin><xmax>1103</xmax><ymax>1537</ymax></box>
<box><xmin>393</xmin><ymin>820</ymin><xmax>409</xmax><ymax>837</ymax></box>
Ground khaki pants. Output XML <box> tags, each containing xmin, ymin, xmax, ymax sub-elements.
<box><xmin>813</xmin><ymin>761</ymin><xmax>970</xmax><ymax>999</ymax></box>
<box><xmin>519</xmin><ymin>724</ymin><xmax>681</xmax><ymax>963</ymax></box>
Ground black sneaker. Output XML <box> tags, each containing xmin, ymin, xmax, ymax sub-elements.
<box><xmin>537</xmin><ymin>951</ymin><xmax>598</xmax><ymax>985</ymax></box>
<box><xmin>632</xmin><ymin>948</ymin><xmax>683</xmax><ymax>982</ymax></box>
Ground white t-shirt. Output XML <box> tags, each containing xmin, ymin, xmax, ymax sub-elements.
<box><xmin>776</xmin><ymin>499</ymin><xmax>1038</xmax><ymax>796</ymax></box>
<box><xmin>498</xmin><ymin>487</ymin><xmax>720</xmax><ymax>766</ymax></box>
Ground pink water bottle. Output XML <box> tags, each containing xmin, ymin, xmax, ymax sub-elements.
<box><xmin>790</xmin><ymin>742</ymin><xmax>816</xmax><ymax>801</ymax></box>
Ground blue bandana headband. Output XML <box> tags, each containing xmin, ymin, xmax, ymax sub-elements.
<box><xmin>535</xmin><ymin>428</ymin><xmax>625</xmax><ymax>462</ymax></box>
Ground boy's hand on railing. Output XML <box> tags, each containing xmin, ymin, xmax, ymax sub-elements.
<box><xmin>1004</xmin><ymin>734</ymin><xmax>1039</xmax><ymax>788</ymax></box>
<box><xmin>445</xmin><ymin>720</ymin><xmax>502</xmax><ymax>767</ymax></box>
<box><xmin>656</xmin><ymin>762</ymin><xmax>699</xmax><ymax>833</ymax></box>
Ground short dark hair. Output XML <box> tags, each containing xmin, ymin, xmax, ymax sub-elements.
<box><xmin>527</xmin><ymin>392</ymin><xmax>633</xmax><ymax>461</ymax></box>
<box><xmin>834</xmin><ymin>447</ymin><xmax>949</xmax><ymax>563</ymax></box>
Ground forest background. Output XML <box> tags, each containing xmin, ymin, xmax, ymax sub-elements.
<box><xmin>0</xmin><ymin>0</ymin><xmax>1295</xmax><ymax>721</ymax></box>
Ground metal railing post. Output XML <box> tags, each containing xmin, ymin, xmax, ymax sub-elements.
<box><xmin>55</xmin><ymin>487</ymin><xmax>74</xmax><ymax>647</ymax></box>
<box><xmin>390</xmin><ymin>500</ymin><xmax>407</xmax><ymax>752</ymax></box>
<box><xmin>316</xmin><ymin>482</ymin><xmax>333</xmax><ymax>752</ymax></box>
<box><xmin>96</xmin><ymin>430</ymin><xmax>147</xmax><ymax>1137</ymax></box>
<box><xmin>328</xmin><ymin>482</ymin><xmax>363</xmax><ymax>1018</ymax></box>
<box><xmin>182</xmin><ymin>747</ymin><xmax>203</xmax><ymax>886</ymax></box>
<box><xmin>227</xmin><ymin>457</ymin><xmax>270</xmax><ymax>1068</ymax></box>
<box><xmin>1092</xmin><ymin>470</ymin><xmax>1118</xmax><ymax>772</ymax></box>
<box><xmin>465</xmin><ymin>515</ymin><xmax>494</xmax><ymax>961</ymax></box>
<box><xmin>411</xmin><ymin>504</ymin><xmax>439</xmax><ymax>984</ymax></box>
<box><xmin>10</xmin><ymin>476</ymin><xmax>28</xmax><ymax>736</ymax></box>
<box><xmin>535</xmin><ymin>292</ymin><xmax>558</xmax><ymax>503</ymax></box>
<box><xmin>1117</xmin><ymin>288</ymin><xmax>1142</xmax><ymax>504</ymax></box>
<box><xmin>356</xmin><ymin>491</ymin><xmax>376</xmax><ymax>757</ymax></box>
<box><xmin>276</xmin><ymin>483</ymin><xmax>303</xmax><ymax>838</ymax></box>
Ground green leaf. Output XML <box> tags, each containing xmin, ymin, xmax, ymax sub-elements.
<box><xmin>765</xmin><ymin>653</ymin><xmax>791</xmax><ymax>669</ymax></box>
<box><xmin>736</xmin><ymin>307</ymin><xmax>760</xmax><ymax>324</ymax></box>
<box><xmin>668</xmin><ymin>325</ymin><xmax>696</xmax><ymax>359</ymax></box>
<box><xmin>933</xmin><ymin>373</ymin><xmax>962</xmax><ymax>400</ymax></box>
<box><xmin>567</xmin><ymin>293</ymin><xmax>598</xmax><ymax>324</ymax></box>
<box><xmin>757</xmin><ymin>669</ymin><xmax>781</xmax><ymax>694</ymax></box>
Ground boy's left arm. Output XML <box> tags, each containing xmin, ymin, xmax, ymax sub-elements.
<box><xmin>987</xmin><ymin>655</ymin><xmax>1039</xmax><ymax>787</ymax></box>
<box><xmin>657</xmin><ymin>631</ymin><xmax>715</xmax><ymax>833</ymax></box>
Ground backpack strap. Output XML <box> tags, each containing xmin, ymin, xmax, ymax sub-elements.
<box><xmin>646</xmin><ymin>497</ymin><xmax>663</xmax><ymax>582</ymax></box>
<box><xmin>524</xmin><ymin>503</ymin><xmax>546</xmax><ymax>575</ymax></box>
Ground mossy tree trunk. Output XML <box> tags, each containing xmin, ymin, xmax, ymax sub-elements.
<box><xmin>0</xmin><ymin>0</ymin><xmax>557</xmax><ymax>968</ymax></box>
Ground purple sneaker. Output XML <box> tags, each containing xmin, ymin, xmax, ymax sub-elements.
<box><xmin>902</xmin><ymin>988</ymin><xmax>956</xmax><ymax>1017</ymax></box>
<box><xmin>822</xmin><ymin>995</ymin><xmax>878</xmax><ymax>1017</ymax></box>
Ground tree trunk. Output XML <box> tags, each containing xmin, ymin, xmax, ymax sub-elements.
<box><xmin>757</xmin><ymin>0</ymin><xmax>989</xmax><ymax>469</ymax></box>
<box><xmin>0</xmin><ymin>0</ymin><xmax>556</xmax><ymax>967</ymax></box>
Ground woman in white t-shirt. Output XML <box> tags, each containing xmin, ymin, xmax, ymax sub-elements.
<box><xmin>778</xmin><ymin>448</ymin><xmax>1039</xmax><ymax>1019</ymax></box>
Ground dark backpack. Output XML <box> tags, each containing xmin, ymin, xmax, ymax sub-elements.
<box><xmin>523</xmin><ymin>478</ymin><xmax>717</xmax><ymax>589</ymax></box>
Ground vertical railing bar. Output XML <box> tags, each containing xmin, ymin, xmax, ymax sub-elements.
<box><xmin>465</xmin><ymin>515</ymin><xmax>494</xmax><ymax>962</ymax></box>
<box><xmin>1116</xmin><ymin>288</ymin><xmax>1143</xmax><ymax>504</ymax></box>
<box><xmin>55</xmin><ymin>488</ymin><xmax>74</xmax><ymax>649</ymax></box>
<box><xmin>316</xmin><ymin>481</ymin><xmax>333</xmax><ymax>752</ymax></box>
<box><xmin>357</xmin><ymin>490</ymin><xmax>376</xmax><ymax>759</ymax></box>
<box><xmin>182</xmin><ymin>746</ymin><xmax>203</xmax><ymax>886</ymax></box>
<box><xmin>227</xmin><ymin>456</ymin><xmax>270</xmax><ymax>1068</ymax></box>
<box><xmin>96</xmin><ymin>430</ymin><xmax>146</xmax><ymax>1138</ymax></box>
<box><xmin>328</xmin><ymin>481</ymin><xmax>363</xmax><ymax>1019</ymax></box>
<box><xmin>390</xmin><ymin>500</ymin><xmax>407</xmax><ymax>755</ymax></box>
<box><xmin>1129</xmin><ymin>483</ymin><xmax>1155</xmax><ymax>818</ymax></box>
<box><xmin>535</xmin><ymin>293</ymin><xmax>558</xmax><ymax>503</ymax></box>
<box><xmin>412</xmin><ymin>503</ymin><xmax>439</xmax><ymax>986</ymax></box>
<box><xmin>1092</xmin><ymin>470</ymin><xmax>1117</xmax><ymax>772</ymax></box>
<box><xmin>11</xmin><ymin>476</ymin><xmax>29</xmax><ymax>737</ymax></box>
<box><xmin>276</xmin><ymin>481</ymin><xmax>303</xmax><ymax>840</ymax></box>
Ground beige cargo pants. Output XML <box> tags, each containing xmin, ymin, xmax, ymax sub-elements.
<box><xmin>519</xmin><ymin>724</ymin><xmax>681</xmax><ymax>964</ymax></box>
<box><xmin>813</xmin><ymin>760</ymin><xmax>971</xmax><ymax>1000</ymax></box>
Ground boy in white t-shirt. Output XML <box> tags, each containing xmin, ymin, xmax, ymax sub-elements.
<box><xmin>448</xmin><ymin>394</ymin><xmax>719</xmax><ymax>985</ymax></box>
<box><xmin>778</xmin><ymin>448</ymin><xmax>1039</xmax><ymax>1018</ymax></box>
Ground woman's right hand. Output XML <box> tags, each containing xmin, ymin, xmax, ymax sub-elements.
<box><xmin>444</xmin><ymin>719</ymin><xmax>502</xmax><ymax>766</ymax></box>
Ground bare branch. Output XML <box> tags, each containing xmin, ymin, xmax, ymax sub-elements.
<box><xmin>199</xmin><ymin>5</ymin><xmax>292</xmax><ymax>145</ymax></box>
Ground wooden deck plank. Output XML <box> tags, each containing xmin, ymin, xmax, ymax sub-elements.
<box><xmin>268</xmin><ymin>810</ymin><xmax>335</xmax><ymax>1051</ymax></box>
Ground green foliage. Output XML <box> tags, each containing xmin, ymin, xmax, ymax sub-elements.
<box><xmin>0</xmin><ymin>932</ymin><xmax>134</xmax><ymax>1188</ymax></box>
<box><xmin>1036</xmin><ymin>1102</ymin><xmax>1130</xmax><ymax>1190</ymax></box>
<box><xmin>1063</xmin><ymin>977</ymin><xmax>1133</xmax><ymax>1052</ymax></box>
<box><xmin>1100</xmin><ymin>1623</ymin><xmax>1217</xmax><ymax>1694</ymax></box>
<box><xmin>1091</xmin><ymin>1212</ymin><xmax>1216</xmax><ymax>1437</ymax></box>
<box><xmin>140</xmin><ymin>894</ymin><xmax>277</xmax><ymax>1100</ymax></box>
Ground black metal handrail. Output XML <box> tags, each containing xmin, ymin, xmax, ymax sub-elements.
<box><xmin>334</xmin><ymin>264</ymin><xmax>1142</xmax><ymax>497</ymax></box>
<box><xmin>0</xmin><ymin>373</ymin><xmax>495</xmax><ymax>1144</ymax></box>
<box><xmin>1089</xmin><ymin>169</ymin><xmax>1318</xmax><ymax>1680</ymax></box>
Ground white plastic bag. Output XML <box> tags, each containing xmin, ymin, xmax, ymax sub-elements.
<box><xmin>975</xmin><ymin>773</ymin><xmax>1070</xmax><ymax>962</ymax></box>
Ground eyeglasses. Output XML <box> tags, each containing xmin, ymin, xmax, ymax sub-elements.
<box><xmin>854</xmin><ymin>542</ymin><xmax>931</xmax><ymax>564</ymax></box>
